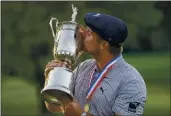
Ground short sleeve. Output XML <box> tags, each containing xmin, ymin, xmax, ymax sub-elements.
<box><xmin>112</xmin><ymin>80</ymin><xmax>147</xmax><ymax>116</ymax></box>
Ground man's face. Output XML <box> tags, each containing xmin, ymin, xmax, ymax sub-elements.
<box><xmin>81</xmin><ymin>28</ymin><xmax>102</xmax><ymax>55</ymax></box>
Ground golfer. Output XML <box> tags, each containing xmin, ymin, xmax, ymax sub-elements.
<box><xmin>44</xmin><ymin>13</ymin><xmax>147</xmax><ymax>116</ymax></box>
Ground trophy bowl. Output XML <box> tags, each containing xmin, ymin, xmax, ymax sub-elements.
<box><xmin>41</xmin><ymin>19</ymin><xmax>85</xmax><ymax>106</ymax></box>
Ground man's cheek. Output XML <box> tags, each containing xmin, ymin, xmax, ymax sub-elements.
<box><xmin>83</xmin><ymin>36</ymin><xmax>94</xmax><ymax>47</ymax></box>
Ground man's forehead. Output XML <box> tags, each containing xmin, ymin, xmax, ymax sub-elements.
<box><xmin>85</xmin><ymin>26</ymin><xmax>103</xmax><ymax>40</ymax></box>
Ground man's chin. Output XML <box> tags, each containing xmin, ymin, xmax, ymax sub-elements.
<box><xmin>80</xmin><ymin>48</ymin><xmax>95</xmax><ymax>56</ymax></box>
<box><xmin>81</xmin><ymin>48</ymin><xmax>88</xmax><ymax>52</ymax></box>
<box><xmin>82</xmin><ymin>51</ymin><xmax>94</xmax><ymax>56</ymax></box>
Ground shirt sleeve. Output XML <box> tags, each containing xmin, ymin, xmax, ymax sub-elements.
<box><xmin>112</xmin><ymin>80</ymin><xmax>147</xmax><ymax>116</ymax></box>
<box><xmin>69</xmin><ymin>66</ymin><xmax>79</xmax><ymax>95</ymax></box>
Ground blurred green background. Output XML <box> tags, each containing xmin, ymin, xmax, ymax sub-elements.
<box><xmin>1</xmin><ymin>1</ymin><xmax>170</xmax><ymax>116</ymax></box>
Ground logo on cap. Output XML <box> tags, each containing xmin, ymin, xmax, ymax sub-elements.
<box><xmin>94</xmin><ymin>13</ymin><xmax>100</xmax><ymax>17</ymax></box>
<box><xmin>108</xmin><ymin>38</ymin><xmax>112</xmax><ymax>41</ymax></box>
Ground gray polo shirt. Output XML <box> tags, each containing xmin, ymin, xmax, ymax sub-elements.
<box><xmin>70</xmin><ymin>55</ymin><xmax>146</xmax><ymax>116</ymax></box>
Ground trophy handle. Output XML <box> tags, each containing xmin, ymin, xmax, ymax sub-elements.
<box><xmin>49</xmin><ymin>17</ymin><xmax>59</xmax><ymax>39</ymax></box>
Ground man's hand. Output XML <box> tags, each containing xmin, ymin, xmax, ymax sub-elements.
<box><xmin>64</xmin><ymin>101</ymin><xmax>93</xmax><ymax>116</ymax></box>
<box><xmin>64</xmin><ymin>101</ymin><xmax>83</xmax><ymax>116</ymax></box>
<box><xmin>44</xmin><ymin>60</ymin><xmax>71</xmax><ymax>85</ymax></box>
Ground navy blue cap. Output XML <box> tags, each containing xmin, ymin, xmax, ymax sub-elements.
<box><xmin>84</xmin><ymin>13</ymin><xmax>128</xmax><ymax>47</ymax></box>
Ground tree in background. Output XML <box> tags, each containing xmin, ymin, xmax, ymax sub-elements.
<box><xmin>155</xmin><ymin>1</ymin><xmax>171</xmax><ymax>50</ymax></box>
<box><xmin>1</xmin><ymin>1</ymin><xmax>52</xmax><ymax>115</ymax></box>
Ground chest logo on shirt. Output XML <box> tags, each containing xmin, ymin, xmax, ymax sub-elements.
<box><xmin>100</xmin><ymin>87</ymin><xmax>107</xmax><ymax>94</ymax></box>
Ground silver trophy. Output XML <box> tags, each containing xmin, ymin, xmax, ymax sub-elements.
<box><xmin>41</xmin><ymin>5</ymin><xmax>84</xmax><ymax>106</ymax></box>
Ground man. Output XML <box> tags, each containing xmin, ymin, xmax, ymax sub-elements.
<box><xmin>44</xmin><ymin>13</ymin><xmax>147</xmax><ymax>116</ymax></box>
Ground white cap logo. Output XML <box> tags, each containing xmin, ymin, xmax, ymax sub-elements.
<box><xmin>94</xmin><ymin>13</ymin><xmax>100</xmax><ymax>17</ymax></box>
<box><xmin>108</xmin><ymin>38</ymin><xmax>112</xmax><ymax>41</ymax></box>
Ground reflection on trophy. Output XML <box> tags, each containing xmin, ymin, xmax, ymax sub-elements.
<box><xmin>41</xmin><ymin>4</ymin><xmax>84</xmax><ymax>106</ymax></box>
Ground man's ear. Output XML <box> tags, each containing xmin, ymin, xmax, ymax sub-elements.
<box><xmin>100</xmin><ymin>40</ymin><xmax>109</xmax><ymax>51</ymax></box>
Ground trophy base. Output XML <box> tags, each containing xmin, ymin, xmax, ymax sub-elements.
<box><xmin>41</xmin><ymin>85</ymin><xmax>74</xmax><ymax>105</ymax></box>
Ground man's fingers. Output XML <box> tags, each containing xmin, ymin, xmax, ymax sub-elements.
<box><xmin>46</xmin><ymin>63</ymin><xmax>63</xmax><ymax>68</ymax></box>
<box><xmin>44</xmin><ymin>59</ymin><xmax>72</xmax><ymax>80</ymax></box>
<box><xmin>44</xmin><ymin>64</ymin><xmax>68</xmax><ymax>79</ymax></box>
<box><xmin>46</xmin><ymin>62</ymin><xmax>71</xmax><ymax>69</ymax></box>
<box><xmin>44</xmin><ymin>67</ymin><xmax>54</xmax><ymax>79</ymax></box>
<box><xmin>46</xmin><ymin>60</ymin><xmax>62</xmax><ymax>66</ymax></box>
<box><xmin>51</xmin><ymin>60</ymin><xmax>63</xmax><ymax>64</ymax></box>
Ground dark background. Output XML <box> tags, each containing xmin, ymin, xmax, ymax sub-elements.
<box><xmin>1</xmin><ymin>1</ymin><xmax>170</xmax><ymax>116</ymax></box>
